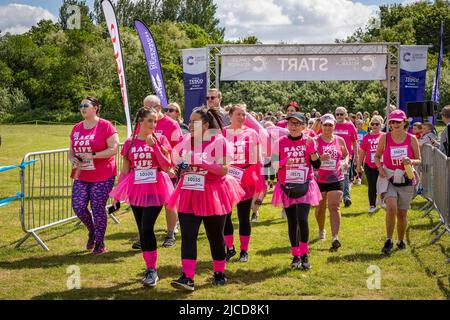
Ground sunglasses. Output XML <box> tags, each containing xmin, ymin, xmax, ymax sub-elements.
<box><xmin>80</xmin><ymin>103</ymin><xmax>93</xmax><ymax>109</ymax></box>
<box><xmin>206</xmin><ymin>96</ymin><xmax>217</xmax><ymax>100</ymax></box>
<box><xmin>335</xmin><ymin>113</ymin><xmax>345</xmax><ymax>116</ymax></box>
<box><xmin>370</xmin><ymin>123</ymin><xmax>380</xmax><ymax>126</ymax></box>
<box><xmin>166</xmin><ymin>108</ymin><xmax>177</xmax><ymax>113</ymax></box>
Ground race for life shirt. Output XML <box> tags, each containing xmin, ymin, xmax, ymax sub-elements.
<box><xmin>275</xmin><ymin>135</ymin><xmax>316</xmax><ymax>184</ymax></box>
<box><xmin>334</xmin><ymin>121</ymin><xmax>358</xmax><ymax>156</ymax></box>
<box><xmin>70</xmin><ymin>118</ymin><xmax>117</xmax><ymax>182</ymax></box>
<box><xmin>276</xmin><ymin>119</ymin><xmax>287</xmax><ymax>129</ymax></box>
<box><xmin>316</xmin><ymin>135</ymin><xmax>344</xmax><ymax>184</ymax></box>
<box><xmin>155</xmin><ymin>115</ymin><xmax>183</xmax><ymax>149</ymax></box>
<box><xmin>121</xmin><ymin>135</ymin><xmax>172</xmax><ymax>170</ymax></box>
<box><xmin>360</xmin><ymin>132</ymin><xmax>383</xmax><ymax>169</ymax></box>
<box><xmin>383</xmin><ymin>132</ymin><xmax>414</xmax><ymax>171</ymax></box>
<box><xmin>222</xmin><ymin>126</ymin><xmax>261</xmax><ymax>168</ymax></box>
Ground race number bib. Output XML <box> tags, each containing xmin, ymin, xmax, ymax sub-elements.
<box><xmin>78</xmin><ymin>154</ymin><xmax>95</xmax><ymax>171</ymax></box>
<box><xmin>335</xmin><ymin>130</ymin><xmax>349</xmax><ymax>136</ymax></box>
<box><xmin>320</xmin><ymin>159</ymin><xmax>336</xmax><ymax>171</ymax></box>
<box><xmin>154</xmin><ymin>131</ymin><xmax>162</xmax><ymax>138</ymax></box>
<box><xmin>390</xmin><ymin>147</ymin><xmax>408</xmax><ymax>160</ymax></box>
<box><xmin>181</xmin><ymin>173</ymin><xmax>205</xmax><ymax>191</ymax></box>
<box><xmin>286</xmin><ymin>167</ymin><xmax>309</xmax><ymax>184</ymax></box>
<box><xmin>134</xmin><ymin>168</ymin><xmax>157</xmax><ymax>184</ymax></box>
<box><xmin>370</xmin><ymin>152</ymin><xmax>376</xmax><ymax>163</ymax></box>
<box><xmin>228</xmin><ymin>166</ymin><xmax>245</xmax><ymax>183</ymax></box>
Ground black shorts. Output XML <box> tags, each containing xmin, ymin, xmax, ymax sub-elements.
<box><xmin>317</xmin><ymin>181</ymin><xmax>344</xmax><ymax>193</ymax></box>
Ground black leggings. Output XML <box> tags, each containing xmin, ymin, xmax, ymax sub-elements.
<box><xmin>364</xmin><ymin>164</ymin><xmax>379</xmax><ymax>207</ymax></box>
<box><xmin>285</xmin><ymin>204</ymin><xmax>310</xmax><ymax>246</ymax></box>
<box><xmin>224</xmin><ymin>199</ymin><xmax>252</xmax><ymax>237</ymax></box>
<box><xmin>131</xmin><ymin>205</ymin><xmax>163</xmax><ymax>252</ymax></box>
<box><xmin>178</xmin><ymin>213</ymin><xmax>227</xmax><ymax>261</ymax></box>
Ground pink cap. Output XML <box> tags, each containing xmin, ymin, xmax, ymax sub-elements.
<box><xmin>388</xmin><ymin>109</ymin><xmax>407</xmax><ymax>122</ymax></box>
<box><xmin>321</xmin><ymin>113</ymin><xmax>336</xmax><ymax>125</ymax></box>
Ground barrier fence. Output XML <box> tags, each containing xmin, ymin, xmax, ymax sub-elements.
<box><xmin>419</xmin><ymin>143</ymin><xmax>450</xmax><ymax>247</ymax></box>
<box><xmin>16</xmin><ymin>144</ymin><xmax>124</xmax><ymax>251</ymax></box>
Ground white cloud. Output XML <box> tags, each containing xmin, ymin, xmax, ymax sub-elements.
<box><xmin>0</xmin><ymin>3</ymin><xmax>57</xmax><ymax>35</ymax></box>
<box><xmin>215</xmin><ymin>0</ymin><xmax>379</xmax><ymax>43</ymax></box>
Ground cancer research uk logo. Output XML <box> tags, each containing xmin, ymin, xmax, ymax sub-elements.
<box><xmin>403</xmin><ymin>51</ymin><xmax>426</xmax><ymax>63</ymax></box>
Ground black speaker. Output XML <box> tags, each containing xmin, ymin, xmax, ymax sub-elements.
<box><xmin>406</xmin><ymin>101</ymin><xmax>435</xmax><ymax>117</ymax></box>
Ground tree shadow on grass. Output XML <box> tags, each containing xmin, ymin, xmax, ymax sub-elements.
<box><xmin>0</xmin><ymin>250</ymin><xmax>140</xmax><ymax>270</ymax></box>
<box><xmin>256</xmin><ymin>246</ymin><xmax>291</xmax><ymax>257</ymax></box>
<box><xmin>341</xmin><ymin>211</ymin><xmax>367</xmax><ymax>218</ymax></box>
<box><xmin>251</xmin><ymin>219</ymin><xmax>286</xmax><ymax>228</ymax></box>
<box><xmin>326</xmin><ymin>252</ymin><xmax>387</xmax><ymax>264</ymax></box>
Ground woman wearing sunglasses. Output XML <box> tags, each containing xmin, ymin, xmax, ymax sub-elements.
<box><xmin>110</xmin><ymin>107</ymin><xmax>173</xmax><ymax>287</ymax></box>
<box><xmin>68</xmin><ymin>96</ymin><xmax>119</xmax><ymax>255</ymax></box>
<box><xmin>374</xmin><ymin>110</ymin><xmax>421</xmax><ymax>254</ymax></box>
<box><xmin>166</xmin><ymin>102</ymin><xmax>189</xmax><ymax>135</ymax></box>
<box><xmin>356</xmin><ymin>115</ymin><xmax>384</xmax><ymax>214</ymax></box>
<box><xmin>272</xmin><ymin>112</ymin><xmax>322</xmax><ymax>270</ymax></box>
<box><xmin>314</xmin><ymin>114</ymin><xmax>349</xmax><ymax>251</ymax></box>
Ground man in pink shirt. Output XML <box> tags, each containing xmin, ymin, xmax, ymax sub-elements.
<box><xmin>141</xmin><ymin>95</ymin><xmax>183</xmax><ymax>248</ymax></box>
<box><xmin>333</xmin><ymin>107</ymin><xmax>358</xmax><ymax>207</ymax></box>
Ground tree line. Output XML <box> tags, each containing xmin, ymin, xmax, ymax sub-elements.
<box><xmin>0</xmin><ymin>0</ymin><xmax>448</xmax><ymax>123</ymax></box>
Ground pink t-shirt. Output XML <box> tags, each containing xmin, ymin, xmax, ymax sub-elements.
<box><xmin>305</xmin><ymin>128</ymin><xmax>316</xmax><ymax>138</ymax></box>
<box><xmin>276</xmin><ymin>120</ymin><xmax>287</xmax><ymax>128</ymax></box>
<box><xmin>173</xmin><ymin>134</ymin><xmax>234</xmax><ymax>183</ymax></box>
<box><xmin>316</xmin><ymin>135</ymin><xmax>344</xmax><ymax>184</ymax></box>
<box><xmin>275</xmin><ymin>135</ymin><xmax>316</xmax><ymax>184</ymax></box>
<box><xmin>70</xmin><ymin>118</ymin><xmax>117</xmax><ymax>182</ymax></box>
<box><xmin>121</xmin><ymin>135</ymin><xmax>171</xmax><ymax>170</ymax></box>
<box><xmin>360</xmin><ymin>132</ymin><xmax>383</xmax><ymax>169</ymax></box>
<box><xmin>155</xmin><ymin>115</ymin><xmax>183</xmax><ymax>149</ymax></box>
<box><xmin>334</xmin><ymin>121</ymin><xmax>357</xmax><ymax>156</ymax></box>
<box><xmin>383</xmin><ymin>132</ymin><xmax>414</xmax><ymax>171</ymax></box>
<box><xmin>222</xmin><ymin>126</ymin><xmax>261</xmax><ymax>167</ymax></box>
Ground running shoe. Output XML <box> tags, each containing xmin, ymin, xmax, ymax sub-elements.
<box><xmin>142</xmin><ymin>268</ymin><xmax>159</xmax><ymax>287</ymax></box>
<box><xmin>93</xmin><ymin>242</ymin><xmax>107</xmax><ymax>256</ymax></box>
<box><xmin>212</xmin><ymin>272</ymin><xmax>227</xmax><ymax>286</ymax></box>
<box><xmin>171</xmin><ymin>273</ymin><xmax>194</xmax><ymax>291</ymax></box>
<box><xmin>318</xmin><ymin>229</ymin><xmax>326</xmax><ymax>240</ymax></box>
<box><xmin>132</xmin><ymin>240</ymin><xmax>141</xmax><ymax>250</ymax></box>
<box><xmin>226</xmin><ymin>246</ymin><xmax>237</xmax><ymax>262</ymax></box>
<box><xmin>162</xmin><ymin>236</ymin><xmax>176</xmax><ymax>248</ymax></box>
<box><xmin>381</xmin><ymin>239</ymin><xmax>393</xmax><ymax>255</ymax></box>
<box><xmin>238</xmin><ymin>250</ymin><xmax>249</xmax><ymax>262</ymax></box>
<box><xmin>330</xmin><ymin>239</ymin><xmax>341</xmax><ymax>251</ymax></box>
<box><xmin>368</xmin><ymin>206</ymin><xmax>377</xmax><ymax>214</ymax></box>
<box><xmin>397</xmin><ymin>240</ymin><xmax>407</xmax><ymax>251</ymax></box>
<box><xmin>355</xmin><ymin>178</ymin><xmax>362</xmax><ymax>185</ymax></box>
<box><xmin>291</xmin><ymin>256</ymin><xmax>301</xmax><ymax>268</ymax></box>
<box><xmin>251</xmin><ymin>212</ymin><xmax>258</xmax><ymax>222</ymax></box>
<box><xmin>300</xmin><ymin>254</ymin><xmax>311</xmax><ymax>270</ymax></box>
<box><xmin>344</xmin><ymin>199</ymin><xmax>352</xmax><ymax>207</ymax></box>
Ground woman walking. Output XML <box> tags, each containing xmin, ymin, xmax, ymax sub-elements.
<box><xmin>168</xmin><ymin>107</ymin><xmax>245</xmax><ymax>291</ymax></box>
<box><xmin>69</xmin><ymin>96</ymin><xmax>119</xmax><ymax>255</ymax></box>
<box><xmin>272</xmin><ymin>112</ymin><xmax>322</xmax><ymax>270</ymax></box>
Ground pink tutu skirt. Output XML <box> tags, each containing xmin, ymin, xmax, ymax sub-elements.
<box><xmin>109</xmin><ymin>170</ymin><xmax>174</xmax><ymax>207</ymax></box>
<box><xmin>167</xmin><ymin>175</ymin><xmax>245</xmax><ymax>216</ymax></box>
<box><xmin>272</xmin><ymin>179</ymin><xmax>322</xmax><ymax>208</ymax></box>
<box><xmin>239</xmin><ymin>165</ymin><xmax>266</xmax><ymax>201</ymax></box>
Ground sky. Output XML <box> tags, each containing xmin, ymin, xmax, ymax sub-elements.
<box><xmin>0</xmin><ymin>0</ymin><xmax>420</xmax><ymax>42</ymax></box>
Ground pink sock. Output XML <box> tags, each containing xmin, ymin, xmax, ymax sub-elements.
<box><xmin>240</xmin><ymin>235</ymin><xmax>251</xmax><ymax>252</ymax></box>
<box><xmin>182</xmin><ymin>259</ymin><xmax>197</xmax><ymax>279</ymax></box>
<box><xmin>291</xmin><ymin>246</ymin><xmax>300</xmax><ymax>257</ymax></box>
<box><xmin>213</xmin><ymin>260</ymin><xmax>226</xmax><ymax>273</ymax></box>
<box><xmin>299</xmin><ymin>242</ymin><xmax>309</xmax><ymax>256</ymax></box>
<box><xmin>143</xmin><ymin>250</ymin><xmax>158</xmax><ymax>269</ymax></box>
<box><xmin>224</xmin><ymin>235</ymin><xmax>234</xmax><ymax>249</ymax></box>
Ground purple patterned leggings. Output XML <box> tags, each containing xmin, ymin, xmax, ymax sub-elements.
<box><xmin>71</xmin><ymin>176</ymin><xmax>115</xmax><ymax>247</ymax></box>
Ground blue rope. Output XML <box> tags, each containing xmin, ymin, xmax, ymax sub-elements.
<box><xmin>0</xmin><ymin>192</ymin><xmax>23</xmax><ymax>207</ymax></box>
<box><xmin>0</xmin><ymin>160</ymin><xmax>38</xmax><ymax>173</ymax></box>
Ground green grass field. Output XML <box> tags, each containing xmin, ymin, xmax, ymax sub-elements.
<box><xmin>0</xmin><ymin>124</ymin><xmax>448</xmax><ymax>300</ymax></box>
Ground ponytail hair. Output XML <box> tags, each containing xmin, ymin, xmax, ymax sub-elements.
<box><xmin>193</xmin><ymin>106</ymin><xmax>224</xmax><ymax>130</ymax></box>
<box><xmin>125</xmin><ymin>107</ymin><xmax>158</xmax><ymax>158</ymax></box>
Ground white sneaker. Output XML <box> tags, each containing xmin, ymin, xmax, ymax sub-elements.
<box><xmin>281</xmin><ymin>208</ymin><xmax>287</xmax><ymax>219</ymax></box>
<box><xmin>318</xmin><ymin>229</ymin><xmax>326</xmax><ymax>240</ymax></box>
<box><xmin>381</xmin><ymin>202</ymin><xmax>386</xmax><ymax>209</ymax></box>
<box><xmin>174</xmin><ymin>221</ymin><xmax>180</xmax><ymax>234</ymax></box>
<box><xmin>355</xmin><ymin>178</ymin><xmax>362</xmax><ymax>185</ymax></box>
<box><xmin>368</xmin><ymin>206</ymin><xmax>376</xmax><ymax>214</ymax></box>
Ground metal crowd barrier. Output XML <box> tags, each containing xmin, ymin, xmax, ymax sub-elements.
<box><xmin>16</xmin><ymin>144</ymin><xmax>124</xmax><ymax>251</ymax></box>
<box><xmin>419</xmin><ymin>143</ymin><xmax>450</xmax><ymax>245</ymax></box>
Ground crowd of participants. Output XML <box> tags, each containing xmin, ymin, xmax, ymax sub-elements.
<box><xmin>68</xmin><ymin>91</ymin><xmax>450</xmax><ymax>291</ymax></box>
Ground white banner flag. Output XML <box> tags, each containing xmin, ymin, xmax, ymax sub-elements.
<box><xmin>221</xmin><ymin>54</ymin><xmax>387</xmax><ymax>81</ymax></box>
<box><xmin>101</xmin><ymin>0</ymin><xmax>132</xmax><ymax>136</ymax></box>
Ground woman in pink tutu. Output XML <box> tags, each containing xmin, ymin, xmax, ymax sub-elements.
<box><xmin>110</xmin><ymin>107</ymin><xmax>173</xmax><ymax>287</ymax></box>
<box><xmin>168</xmin><ymin>107</ymin><xmax>245</xmax><ymax>291</ymax></box>
<box><xmin>271</xmin><ymin>112</ymin><xmax>322</xmax><ymax>270</ymax></box>
<box><xmin>314</xmin><ymin>114</ymin><xmax>349</xmax><ymax>252</ymax></box>
<box><xmin>222</xmin><ymin>104</ymin><xmax>265</xmax><ymax>263</ymax></box>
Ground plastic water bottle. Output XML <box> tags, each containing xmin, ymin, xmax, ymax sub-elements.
<box><xmin>404</xmin><ymin>163</ymin><xmax>414</xmax><ymax>180</ymax></box>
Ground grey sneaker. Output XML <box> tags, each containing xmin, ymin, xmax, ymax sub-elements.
<box><xmin>212</xmin><ymin>272</ymin><xmax>227</xmax><ymax>285</ymax></box>
<box><xmin>171</xmin><ymin>273</ymin><xmax>194</xmax><ymax>291</ymax></box>
<box><xmin>226</xmin><ymin>246</ymin><xmax>237</xmax><ymax>262</ymax></box>
<box><xmin>162</xmin><ymin>236</ymin><xmax>176</xmax><ymax>247</ymax></box>
<box><xmin>238</xmin><ymin>250</ymin><xmax>249</xmax><ymax>262</ymax></box>
<box><xmin>318</xmin><ymin>229</ymin><xmax>326</xmax><ymax>240</ymax></box>
<box><xmin>251</xmin><ymin>212</ymin><xmax>258</xmax><ymax>222</ymax></box>
<box><xmin>142</xmin><ymin>268</ymin><xmax>159</xmax><ymax>287</ymax></box>
<box><xmin>291</xmin><ymin>256</ymin><xmax>301</xmax><ymax>268</ymax></box>
<box><xmin>300</xmin><ymin>254</ymin><xmax>311</xmax><ymax>270</ymax></box>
